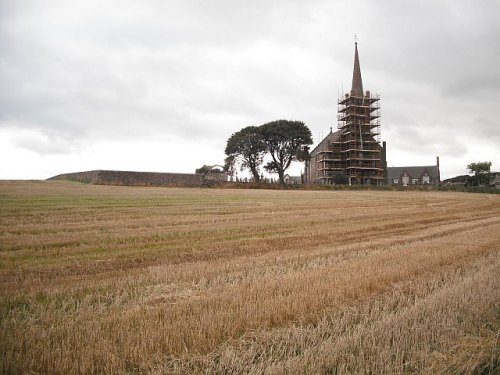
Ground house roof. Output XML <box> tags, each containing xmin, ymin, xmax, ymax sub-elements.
<box><xmin>387</xmin><ymin>166</ymin><xmax>439</xmax><ymax>180</ymax></box>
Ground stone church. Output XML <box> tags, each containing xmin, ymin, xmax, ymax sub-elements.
<box><xmin>305</xmin><ymin>42</ymin><xmax>387</xmax><ymax>185</ymax></box>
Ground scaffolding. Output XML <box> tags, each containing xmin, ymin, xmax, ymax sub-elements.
<box><xmin>305</xmin><ymin>42</ymin><xmax>386</xmax><ymax>185</ymax></box>
<box><xmin>334</xmin><ymin>91</ymin><xmax>384</xmax><ymax>185</ymax></box>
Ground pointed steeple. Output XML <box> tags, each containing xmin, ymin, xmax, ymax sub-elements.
<box><xmin>351</xmin><ymin>41</ymin><xmax>364</xmax><ymax>97</ymax></box>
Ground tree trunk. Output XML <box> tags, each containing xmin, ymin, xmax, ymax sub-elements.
<box><xmin>251</xmin><ymin>168</ymin><xmax>260</xmax><ymax>182</ymax></box>
<box><xmin>277</xmin><ymin>168</ymin><xmax>285</xmax><ymax>185</ymax></box>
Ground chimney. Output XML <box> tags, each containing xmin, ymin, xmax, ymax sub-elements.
<box><xmin>383</xmin><ymin>141</ymin><xmax>387</xmax><ymax>182</ymax></box>
<box><xmin>436</xmin><ymin>156</ymin><xmax>440</xmax><ymax>183</ymax></box>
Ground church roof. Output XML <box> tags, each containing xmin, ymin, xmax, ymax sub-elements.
<box><xmin>309</xmin><ymin>129</ymin><xmax>342</xmax><ymax>156</ymax></box>
<box><xmin>351</xmin><ymin>42</ymin><xmax>364</xmax><ymax>97</ymax></box>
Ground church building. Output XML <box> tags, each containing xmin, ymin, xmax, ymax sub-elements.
<box><xmin>305</xmin><ymin>42</ymin><xmax>386</xmax><ymax>185</ymax></box>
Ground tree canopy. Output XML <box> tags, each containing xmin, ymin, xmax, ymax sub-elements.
<box><xmin>224</xmin><ymin>120</ymin><xmax>313</xmax><ymax>184</ymax></box>
<box><xmin>195</xmin><ymin>165</ymin><xmax>224</xmax><ymax>174</ymax></box>
<box><xmin>260</xmin><ymin>120</ymin><xmax>313</xmax><ymax>185</ymax></box>
<box><xmin>467</xmin><ymin>161</ymin><xmax>493</xmax><ymax>186</ymax></box>
<box><xmin>225</xmin><ymin>126</ymin><xmax>267</xmax><ymax>182</ymax></box>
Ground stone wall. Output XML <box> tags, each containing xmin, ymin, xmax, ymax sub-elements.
<box><xmin>49</xmin><ymin>170</ymin><xmax>227</xmax><ymax>187</ymax></box>
<box><xmin>49</xmin><ymin>170</ymin><xmax>102</xmax><ymax>184</ymax></box>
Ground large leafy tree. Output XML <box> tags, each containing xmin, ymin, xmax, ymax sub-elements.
<box><xmin>225</xmin><ymin>126</ymin><xmax>267</xmax><ymax>182</ymax></box>
<box><xmin>467</xmin><ymin>161</ymin><xmax>492</xmax><ymax>186</ymax></box>
<box><xmin>260</xmin><ymin>120</ymin><xmax>313</xmax><ymax>184</ymax></box>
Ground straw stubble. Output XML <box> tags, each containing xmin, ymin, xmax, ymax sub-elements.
<box><xmin>0</xmin><ymin>181</ymin><xmax>498</xmax><ymax>374</ymax></box>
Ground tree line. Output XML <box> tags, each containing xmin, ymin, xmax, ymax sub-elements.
<box><xmin>225</xmin><ymin>120</ymin><xmax>313</xmax><ymax>185</ymax></box>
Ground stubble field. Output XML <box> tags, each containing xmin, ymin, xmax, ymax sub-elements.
<box><xmin>0</xmin><ymin>180</ymin><xmax>499</xmax><ymax>374</ymax></box>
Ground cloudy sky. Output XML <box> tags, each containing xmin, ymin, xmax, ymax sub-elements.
<box><xmin>1</xmin><ymin>0</ymin><xmax>499</xmax><ymax>180</ymax></box>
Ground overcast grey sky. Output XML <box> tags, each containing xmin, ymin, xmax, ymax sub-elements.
<box><xmin>1</xmin><ymin>0</ymin><xmax>499</xmax><ymax>179</ymax></box>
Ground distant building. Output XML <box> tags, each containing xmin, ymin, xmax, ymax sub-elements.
<box><xmin>493</xmin><ymin>173</ymin><xmax>500</xmax><ymax>190</ymax></box>
<box><xmin>305</xmin><ymin>42</ymin><xmax>386</xmax><ymax>185</ymax></box>
<box><xmin>387</xmin><ymin>157</ymin><xmax>441</xmax><ymax>186</ymax></box>
<box><xmin>284</xmin><ymin>174</ymin><xmax>302</xmax><ymax>185</ymax></box>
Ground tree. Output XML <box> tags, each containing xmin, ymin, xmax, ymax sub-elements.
<box><xmin>196</xmin><ymin>165</ymin><xmax>224</xmax><ymax>174</ymax></box>
<box><xmin>195</xmin><ymin>165</ymin><xmax>211</xmax><ymax>174</ymax></box>
<box><xmin>260</xmin><ymin>120</ymin><xmax>313</xmax><ymax>185</ymax></box>
<box><xmin>333</xmin><ymin>172</ymin><xmax>349</xmax><ymax>185</ymax></box>
<box><xmin>467</xmin><ymin>161</ymin><xmax>492</xmax><ymax>186</ymax></box>
<box><xmin>225</xmin><ymin>126</ymin><xmax>267</xmax><ymax>182</ymax></box>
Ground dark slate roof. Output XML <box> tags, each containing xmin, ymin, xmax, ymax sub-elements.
<box><xmin>387</xmin><ymin>166</ymin><xmax>439</xmax><ymax>180</ymax></box>
<box><xmin>310</xmin><ymin>129</ymin><xmax>342</xmax><ymax>156</ymax></box>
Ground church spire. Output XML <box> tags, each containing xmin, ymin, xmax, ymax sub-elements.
<box><xmin>351</xmin><ymin>40</ymin><xmax>364</xmax><ymax>97</ymax></box>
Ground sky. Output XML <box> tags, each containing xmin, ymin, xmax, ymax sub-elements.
<box><xmin>1</xmin><ymin>0</ymin><xmax>499</xmax><ymax>180</ymax></box>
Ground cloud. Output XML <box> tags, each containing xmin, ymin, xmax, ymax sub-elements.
<box><xmin>0</xmin><ymin>0</ymin><xmax>499</xmax><ymax>179</ymax></box>
<box><xmin>9</xmin><ymin>128</ymin><xmax>81</xmax><ymax>155</ymax></box>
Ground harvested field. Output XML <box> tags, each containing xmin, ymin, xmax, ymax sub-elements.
<box><xmin>0</xmin><ymin>180</ymin><xmax>499</xmax><ymax>374</ymax></box>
